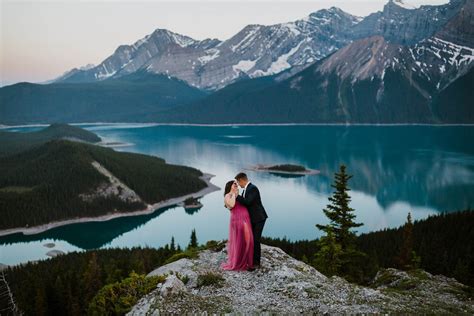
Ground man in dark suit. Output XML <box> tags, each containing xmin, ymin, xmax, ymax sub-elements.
<box><xmin>235</xmin><ymin>172</ymin><xmax>268</xmax><ymax>270</ymax></box>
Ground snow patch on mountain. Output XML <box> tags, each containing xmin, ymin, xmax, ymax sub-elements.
<box><xmin>198</xmin><ymin>49</ymin><xmax>220</xmax><ymax>64</ymax></box>
<box><xmin>233</xmin><ymin>59</ymin><xmax>257</xmax><ymax>73</ymax></box>
<box><xmin>254</xmin><ymin>40</ymin><xmax>305</xmax><ymax>77</ymax></box>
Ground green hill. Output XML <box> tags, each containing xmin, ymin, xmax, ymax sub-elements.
<box><xmin>0</xmin><ymin>70</ymin><xmax>207</xmax><ymax>125</ymax></box>
<box><xmin>0</xmin><ymin>123</ymin><xmax>101</xmax><ymax>156</ymax></box>
<box><xmin>0</xmin><ymin>139</ymin><xmax>207</xmax><ymax>230</ymax></box>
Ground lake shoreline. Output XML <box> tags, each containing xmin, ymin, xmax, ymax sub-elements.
<box><xmin>2</xmin><ymin>122</ymin><xmax>474</xmax><ymax>129</ymax></box>
<box><xmin>0</xmin><ymin>173</ymin><xmax>220</xmax><ymax>237</ymax></box>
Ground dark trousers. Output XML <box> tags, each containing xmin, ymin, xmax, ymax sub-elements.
<box><xmin>251</xmin><ymin>219</ymin><xmax>266</xmax><ymax>265</ymax></box>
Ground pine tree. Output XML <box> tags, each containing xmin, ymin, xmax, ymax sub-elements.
<box><xmin>396</xmin><ymin>212</ymin><xmax>420</xmax><ymax>270</ymax></box>
<box><xmin>82</xmin><ymin>252</ymin><xmax>102</xmax><ymax>304</ymax></box>
<box><xmin>170</xmin><ymin>236</ymin><xmax>176</xmax><ymax>252</ymax></box>
<box><xmin>316</xmin><ymin>165</ymin><xmax>362</xmax><ymax>251</ymax></box>
<box><xmin>34</xmin><ymin>285</ymin><xmax>48</xmax><ymax>316</ymax></box>
<box><xmin>314</xmin><ymin>165</ymin><xmax>369</xmax><ymax>281</ymax></box>
<box><xmin>188</xmin><ymin>229</ymin><xmax>198</xmax><ymax>249</ymax></box>
<box><xmin>313</xmin><ymin>226</ymin><xmax>342</xmax><ymax>276</ymax></box>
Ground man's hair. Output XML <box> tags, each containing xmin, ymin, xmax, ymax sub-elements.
<box><xmin>235</xmin><ymin>172</ymin><xmax>248</xmax><ymax>181</ymax></box>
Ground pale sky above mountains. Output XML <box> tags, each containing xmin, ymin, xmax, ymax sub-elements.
<box><xmin>1</xmin><ymin>0</ymin><xmax>450</xmax><ymax>86</ymax></box>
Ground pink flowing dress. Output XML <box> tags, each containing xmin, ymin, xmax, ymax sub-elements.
<box><xmin>221</xmin><ymin>200</ymin><xmax>254</xmax><ymax>271</ymax></box>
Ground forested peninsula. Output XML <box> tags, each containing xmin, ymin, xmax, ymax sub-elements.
<box><xmin>0</xmin><ymin>124</ymin><xmax>217</xmax><ymax>234</ymax></box>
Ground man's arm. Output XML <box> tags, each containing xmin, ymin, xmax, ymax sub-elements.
<box><xmin>236</xmin><ymin>186</ymin><xmax>258</xmax><ymax>207</ymax></box>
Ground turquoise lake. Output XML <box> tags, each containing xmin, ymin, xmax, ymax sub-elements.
<box><xmin>1</xmin><ymin>124</ymin><xmax>473</xmax><ymax>266</ymax></box>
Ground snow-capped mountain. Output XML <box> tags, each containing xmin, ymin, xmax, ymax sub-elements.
<box><xmin>320</xmin><ymin>0</ymin><xmax>473</xmax><ymax>91</ymax></box>
<box><xmin>57</xmin><ymin>7</ymin><xmax>361</xmax><ymax>90</ymax></box>
<box><xmin>150</xmin><ymin>0</ymin><xmax>473</xmax><ymax>124</ymax></box>
<box><xmin>4</xmin><ymin>0</ymin><xmax>472</xmax><ymax>125</ymax></box>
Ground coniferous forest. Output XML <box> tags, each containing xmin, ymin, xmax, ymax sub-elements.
<box><xmin>1</xmin><ymin>232</ymin><xmax>208</xmax><ymax>315</ymax></box>
<box><xmin>3</xmin><ymin>244</ymin><xmax>178</xmax><ymax>315</ymax></box>
<box><xmin>0</xmin><ymin>126</ymin><xmax>208</xmax><ymax>230</ymax></box>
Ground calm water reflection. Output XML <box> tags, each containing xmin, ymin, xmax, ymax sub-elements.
<box><xmin>1</xmin><ymin>124</ymin><xmax>473</xmax><ymax>265</ymax></box>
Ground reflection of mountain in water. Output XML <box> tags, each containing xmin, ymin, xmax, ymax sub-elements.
<box><xmin>0</xmin><ymin>206</ymin><xmax>175</xmax><ymax>249</ymax></box>
<box><xmin>245</xmin><ymin>126</ymin><xmax>474</xmax><ymax>211</ymax></box>
<box><xmin>151</xmin><ymin>125</ymin><xmax>473</xmax><ymax>211</ymax></box>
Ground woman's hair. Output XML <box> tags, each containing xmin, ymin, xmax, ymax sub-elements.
<box><xmin>224</xmin><ymin>180</ymin><xmax>235</xmax><ymax>196</ymax></box>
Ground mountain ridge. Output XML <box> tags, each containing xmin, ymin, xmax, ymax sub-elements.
<box><xmin>55</xmin><ymin>7</ymin><xmax>362</xmax><ymax>90</ymax></box>
<box><xmin>1</xmin><ymin>0</ymin><xmax>472</xmax><ymax>124</ymax></box>
<box><xmin>54</xmin><ymin>1</ymin><xmax>467</xmax><ymax>91</ymax></box>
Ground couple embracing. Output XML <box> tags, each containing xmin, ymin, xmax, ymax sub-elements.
<box><xmin>221</xmin><ymin>172</ymin><xmax>268</xmax><ymax>272</ymax></box>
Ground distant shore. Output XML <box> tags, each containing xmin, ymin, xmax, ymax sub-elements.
<box><xmin>0</xmin><ymin>173</ymin><xmax>219</xmax><ymax>237</ymax></box>
<box><xmin>1</xmin><ymin>122</ymin><xmax>474</xmax><ymax>129</ymax></box>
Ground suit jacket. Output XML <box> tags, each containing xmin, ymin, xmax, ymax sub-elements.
<box><xmin>236</xmin><ymin>183</ymin><xmax>268</xmax><ymax>224</ymax></box>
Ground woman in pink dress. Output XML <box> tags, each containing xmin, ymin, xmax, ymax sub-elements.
<box><xmin>221</xmin><ymin>180</ymin><xmax>254</xmax><ymax>271</ymax></box>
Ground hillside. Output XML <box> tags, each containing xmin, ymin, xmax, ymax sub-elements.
<box><xmin>0</xmin><ymin>123</ymin><xmax>101</xmax><ymax>156</ymax></box>
<box><xmin>128</xmin><ymin>244</ymin><xmax>473</xmax><ymax>314</ymax></box>
<box><xmin>0</xmin><ymin>71</ymin><xmax>207</xmax><ymax>125</ymax></box>
<box><xmin>0</xmin><ymin>139</ymin><xmax>209</xmax><ymax>231</ymax></box>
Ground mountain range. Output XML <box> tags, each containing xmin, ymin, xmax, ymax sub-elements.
<box><xmin>0</xmin><ymin>0</ymin><xmax>472</xmax><ymax>124</ymax></box>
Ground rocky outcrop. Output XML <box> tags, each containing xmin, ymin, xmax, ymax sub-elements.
<box><xmin>79</xmin><ymin>161</ymin><xmax>143</xmax><ymax>204</ymax></box>
<box><xmin>127</xmin><ymin>244</ymin><xmax>473</xmax><ymax>314</ymax></box>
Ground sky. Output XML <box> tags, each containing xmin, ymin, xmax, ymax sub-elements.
<box><xmin>0</xmin><ymin>0</ymin><xmax>450</xmax><ymax>86</ymax></box>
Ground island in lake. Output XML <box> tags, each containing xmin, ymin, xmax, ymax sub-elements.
<box><xmin>247</xmin><ymin>164</ymin><xmax>320</xmax><ymax>176</ymax></box>
<box><xmin>179</xmin><ymin>197</ymin><xmax>203</xmax><ymax>210</ymax></box>
<box><xmin>0</xmin><ymin>124</ymin><xmax>218</xmax><ymax>236</ymax></box>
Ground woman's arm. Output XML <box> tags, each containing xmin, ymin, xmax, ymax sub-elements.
<box><xmin>224</xmin><ymin>193</ymin><xmax>236</xmax><ymax>209</ymax></box>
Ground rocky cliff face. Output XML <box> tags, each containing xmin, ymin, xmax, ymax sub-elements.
<box><xmin>127</xmin><ymin>244</ymin><xmax>473</xmax><ymax>314</ymax></box>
